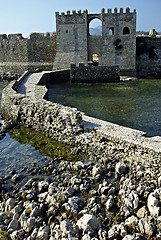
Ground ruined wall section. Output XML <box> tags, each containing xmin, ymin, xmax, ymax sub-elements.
<box><xmin>53</xmin><ymin>10</ymin><xmax>88</xmax><ymax>69</ymax></box>
<box><xmin>0</xmin><ymin>33</ymin><xmax>57</xmax><ymax>75</ymax></box>
<box><xmin>136</xmin><ymin>37</ymin><xmax>161</xmax><ymax>78</ymax></box>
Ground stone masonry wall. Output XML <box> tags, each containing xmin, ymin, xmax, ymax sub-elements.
<box><xmin>136</xmin><ymin>37</ymin><xmax>161</xmax><ymax>78</ymax></box>
<box><xmin>1</xmin><ymin>73</ymin><xmax>83</xmax><ymax>142</ymax></box>
<box><xmin>70</xmin><ymin>64</ymin><xmax>120</xmax><ymax>82</ymax></box>
<box><xmin>0</xmin><ymin>33</ymin><xmax>56</xmax><ymax>75</ymax></box>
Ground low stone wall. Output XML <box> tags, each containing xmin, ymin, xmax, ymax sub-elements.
<box><xmin>1</xmin><ymin>73</ymin><xmax>83</xmax><ymax>142</ymax></box>
<box><xmin>70</xmin><ymin>64</ymin><xmax>120</xmax><ymax>83</ymax></box>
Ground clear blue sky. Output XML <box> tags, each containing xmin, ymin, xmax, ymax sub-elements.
<box><xmin>0</xmin><ymin>0</ymin><xmax>160</xmax><ymax>37</ymax></box>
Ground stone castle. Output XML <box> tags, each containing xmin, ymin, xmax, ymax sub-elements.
<box><xmin>53</xmin><ymin>8</ymin><xmax>136</xmax><ymax>76</ymax></box>
<box><xmin>0</xmin><ymin>8</ymin><xmax>161</xmax><ymax>78</ymax></box>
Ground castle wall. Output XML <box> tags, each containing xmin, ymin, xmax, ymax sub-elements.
<box><xmin>136</xmin><ymin>37</ymin><xmax>161</xmax><ymax>78</ymax></box>
<box><xmin>70</xmin><ymin>63</ymin><xmax>120</xmax><ymax>82</ymax></box>
<box><xmin>53</xmin><ymin>8</ymin><xmax>136</xmax><ymax>75</ymax></box>
<box><xmin>53</xmin><ymin>10</ymin><xmax>88</xmax><ymax>70</ymax></box>
<box><xmin>100</xmin><ymin>8</ymin><xmax>136</xmax><ymax>72</ymax></box>
<box><xmin>0</xmin><ymin>33</ymin><xmax>57</xmax><ymax>75</ymax></box>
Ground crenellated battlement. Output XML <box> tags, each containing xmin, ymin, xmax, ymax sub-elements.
<box><xmin>56</xmin><ymin>8</ymin><xmax>136</xmax><ymax>18</ymax></box>
<box><xmin>0</xmin><ymin>33</ymin><xmax>24</xmax><ymax>40</ymax></box>
<box><xmin>28</xmin><ymin>32</ymin><xmax>55</xmax><ymax>39</ymax></box>
<box><xmin>0</xmin><ymin>32</ymin><xmax>56</xmax><ymax>41</ymax></box>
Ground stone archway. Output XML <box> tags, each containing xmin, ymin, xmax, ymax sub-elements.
<box><xmin>87</xmin><ymin>16</ymin><xmax>103</xmax><ymax>62</ymax></box>
<box><xmin>88</xmin><ymin>18</ymin><xmax>102</xmax><ymax>36</ymax></box>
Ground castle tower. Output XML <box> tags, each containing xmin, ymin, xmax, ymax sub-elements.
<box><xmin>53</xmin><ymin>8</ymin><xmax>136</xmax><ymax>76</ymax></box>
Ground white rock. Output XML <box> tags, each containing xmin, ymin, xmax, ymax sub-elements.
<box><xmin>38</xmin><ymin>181</ymin><xmax>49</xmax><ymax>192</ymax></box>
<box><xmin>121</xmin><ymin>178</ymin><xmax>135</xmax><ymax>191</ymax></box>
<box><xmin>5</xmin><ymin>198</ymin><xmax>15</xmax><ymax>211</ymax></box>
<box><xmin>125</xmin><ymin>215</ymin><xmax>139</xmax><ymax>227</ymax></box>
<box><xmin>82</xmin><ymin>234</ymin><xmax>91</xmax><ymax>240</ymax></box>
<box><xmin>108</xmin><ymin>224</ymin><xmax>127</xmax><ymax>239</ymax></box>
<box><xmin>60</xmin><ymin>219</ymin><xmax>75</xmax><ymax>236</ymax></box>
<box><xmin>115</xmin><ymin>162</ymin><xmax>127</xmax><ymax>174</ymax></box>
<box><xmin>144</xmin><ymin>221</ymin><xmax>154</xmax><ymax>236</ymax></box>
<box><xmin>92</xmin><ymin>164</ymin><xmax>102</xmax><ymax>177</ymax></box>
<box><xmin>122</xmin><ymin>235</ymin><xmax>136</xmax><ymax>240</ymax></box>
<box><xmin>10</xmin><ymin>230</ymin><xmax>18</xmax><ymax>240</ymax></box>
<box><xmin>20</xmin><ymin>214</ymin><xmax>35</xmax><ymax>233</ymax></box>
<box><xmin>48</xmin><ymin>183</ymin><xmax>56</xmax><ymax>194</ymax></box>
<box><xmin>124</xmin><ymin>191</ymin><xmax>139</xmax><ymax>210</ymax></box>
<box><xmin>147</xmin><ymin>191</ymin><xmax>160</xmax><ymax>217</ymax></box>
<box><xmin>36</xmin><ymin>225</ymin><xmax>49</xmax><ymax>240</ymax></box>
<box><xmin>38</xmin><ymin>192</ymin><xmax>48</xmax><ymax>202</ymax></box>
<box><xmin>106</xmin><ymin>198</ymin><xmax>113</xmax><ymax>210</ymax></box>
<box><xmin>138</xmin><ymin>219</ymin><xmax>145</xmax><ymax>234</ymax></box>
<box><xmin>108</xmin><ymin>228</ymin><xmax>117</xmax><ymax>239</ymax></box>
<box><xmin>77</xmin><ymin>214</ymin><xmax>99</xmax><ymax>235</ymax></box>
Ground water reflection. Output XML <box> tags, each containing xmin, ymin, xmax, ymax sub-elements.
<box><xmin>47</xmin><ymin>79</ymin><xmax>161</xmax><ymax>137</ymax></box>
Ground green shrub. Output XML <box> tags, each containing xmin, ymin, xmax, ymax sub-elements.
<box><xmin>113</xmin><ymin>38</ymin><xmax>121</xmax><ymax>46</ymax></box>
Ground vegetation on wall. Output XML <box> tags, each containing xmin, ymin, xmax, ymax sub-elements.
<box><xmin>113</xmin><ymin>38</ymin><xmax>123</xmax><ymax>53</ymax></box>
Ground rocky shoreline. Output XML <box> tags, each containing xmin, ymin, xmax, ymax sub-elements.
<box><xmin>0</xmin><ymin>121</ymin><xmax>161</xmax><ymax>240</ymax></box>
<box><xmin>0</xmin><ymin>72</ymin><xmax>161</xmax><ymax>239</ymax></box>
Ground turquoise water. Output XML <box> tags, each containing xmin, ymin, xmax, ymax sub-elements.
<box><xmin>47</xmin><ymin>79</ymin><xmax>161</xmax><ymax>137</ymax></box>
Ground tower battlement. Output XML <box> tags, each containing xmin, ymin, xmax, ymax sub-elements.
<box><xmin>56</xmin><ymin>8</ymin><xmax>136</xmax><ymax>18</ymax></box>
<box><xmin>54</xmin><ymin>8</ymin><xmax>137</xmax><ymax>75</ymax></box>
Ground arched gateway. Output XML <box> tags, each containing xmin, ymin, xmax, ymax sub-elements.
<box><xmin>53</xmin><ymin>8</ymin><xmax>136</xmax><ymax>76</ymax></box>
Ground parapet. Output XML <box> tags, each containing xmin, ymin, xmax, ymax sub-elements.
<box><xmin>0</xmin><ymin>34</ymin><xmax>7</xmax><ymax>40</ymax></box>
<box><xmin>28</xmin><ymin>32</ymin><xmax>55</xmax><ymax>39</ymax></box>
<box><xmin>107</xmin><ymin>8</ymin><xmax>136</xmax><ymax>14</ymax></box>
<box><xmin>56</xmin><ymin>9</ymin><xmax>88</xmax><ymax>17</ymax></box>
<box><xmin>56</xmin><ymin>8</ymin><xmax>136</xmax><ymax>20</ymax></box>
<box><xmin>0</xmin><ymin>33</ymin><xmax>24</xmax><ymax>40</ymax></box>
<box><xmin>8</xmin><ymin>34</ymin><xmax>24</xmax><ymax>40</ymax></box>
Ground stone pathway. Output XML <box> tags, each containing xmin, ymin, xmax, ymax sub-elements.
<box><xmin>17</xmin><ymin>72</ymin><xmax>49</xmax><ymax>101</ymax></box>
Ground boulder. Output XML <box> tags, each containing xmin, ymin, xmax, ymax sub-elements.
<box><xmin>77</xmin><ymin>214</ymin><xmax>99</xmax><ymax>235</ymax></box>
<box><xmin>147</xmin><ymin>191</ymin><xmax>160</xmax><ymax>217</ymax></box>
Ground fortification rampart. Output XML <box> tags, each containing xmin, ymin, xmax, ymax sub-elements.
<box><xmin>1</xmin><ymin>72</ymin><xmax>83</xmax><ymax>141</ymax></box>
<box><xmin>0</xmin><ymin>32</ymin><xmax>57</xmax><ymax>75</ymax></box>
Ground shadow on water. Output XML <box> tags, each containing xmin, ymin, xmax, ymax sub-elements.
<box><xmin>47</xmin><ymin>79</ymin><xmax>161</xmax><ymax>137</ymax></box>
